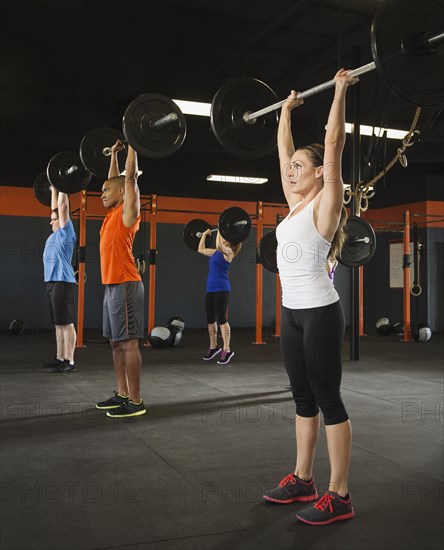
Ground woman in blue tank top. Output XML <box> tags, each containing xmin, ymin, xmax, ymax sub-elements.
<box><xmin>198</xmin><ymin>230</ymin><xmax>241</xmax><ymax>365</ymax></box>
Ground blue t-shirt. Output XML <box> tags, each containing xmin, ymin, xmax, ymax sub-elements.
<box><xmin>43</xmin><ymin>220</ymin><xmax>77</xmax><ymax>283</ymax></box>
<box><xmin>206</xmin><ymin>250</ymin><xmax>230</xmax><ymax>292</ymax></box>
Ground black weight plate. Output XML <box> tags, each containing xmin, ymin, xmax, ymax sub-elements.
<box><xmin>210</xmin><ymin>78</ymin><xmax>279</xmax><ymax>160</ymax></box>
<box><xmin>47</xmin><ymin>151</ymin><xmax>91</xmax><ymax>194</ymax></box>
<box><xmin>338</xmin><ymin>216</ymin><xmax>376</xmax><ymax>268</ymax></box>
<box><xmin>371</xmin><ymin>0</ymin><xmax>444</xmax><ymax>107</ymax></box>
<box><xmin>80</xmin><ymin>127</ymin><xmax>125</xmax><ymax>178</ymax></box>
<box><xmin>183</xmin><ymin>219</ymin><xmax>212</xmax><ymax>251</ymax></box>
<box><xmin>258</xmin><ymin>229</ymin><xmax>279</xmax><ymax>273</ymax></box>
<box><xmin>33</xmin><ymin>172</ymin><xmax>52</xmax><ymax>206</ymax></box>
<box><xmin>123</xmin><ymin>94</ymin><xmax>187</xmax><ymax>159</ymax></box>
<box><xmin>218</xmin><ymin>207</ymin><xmax>252</xmax><ymax>244</ymax></box>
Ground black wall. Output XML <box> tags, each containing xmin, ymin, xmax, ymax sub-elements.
<box><xmin>363</xmin><ymin>226</ymin><xmax>444</xmax><ymax>332</ymax></box>
<box><xmin>0</xmin><ymin>215</ymin><xmax>352</xmax><ymax>333</ymax></box>
<box><xmin>2</xmin><ymin>213</ymin><xmax>441</xmax><ymax>335</ymax></box>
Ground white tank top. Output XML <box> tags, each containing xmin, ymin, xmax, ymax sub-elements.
<box><xmin>276</xmin><ymin>199</ymin><xmax>339</xmax><ymax>309</ymax></box>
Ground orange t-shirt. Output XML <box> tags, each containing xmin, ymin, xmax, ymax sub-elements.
<box><xmin>100</xmin><ymin>204</ymin><xmax>142</xmax><ymax>284</ymax></box>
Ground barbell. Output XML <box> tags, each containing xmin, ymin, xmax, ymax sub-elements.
<box><xmin>210</xmin><ymin>0</ymin><xmax>444</xmax><ymax>159</ymax></box>
<box><xmin>46</xmin><ymin>151</ymin><xmax>91</xmax><ymax>195</ymax></box>
<box><xmin>258</xmin><ymin>216</ymin><xmax>377</xmax><ymax>272</ymax></box>
<box><xmin>33</xmin><ymin>172</ymin><xmax>52</xmax><ymax>207</ymax></box>
<box><xmin>183</xmin><ymin>207</ymin><xmax>252</xmax><ymax>251</ymax></box>
<box><xmin>35</xmin><ymin>93</ymin><xmax>187</xmax><ymax>201</ymax></box>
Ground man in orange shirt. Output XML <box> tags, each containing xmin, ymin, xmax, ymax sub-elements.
<box><xmin>95</xmin><ymin>140</ymin><xmax>146</xmax><ymax>418</ymax></box>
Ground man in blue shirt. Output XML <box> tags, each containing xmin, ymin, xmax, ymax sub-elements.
<box><xmin>42</xmin><ymin>186</ymin><xmax>77</xmax><ymax>373</ymax></box>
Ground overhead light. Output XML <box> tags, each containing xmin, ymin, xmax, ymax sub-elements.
<box><xmin>341</xmin><ymin>123</ymin><xmax>408</xmax><ymax>139</ymax></box>
<box><xmin>343</xmin><ymin>183</ymin><xmax>374</xmax><ymax>191</ymax></box>
<box><xmin>206</xmin><ymin>174</ymin><xmax>268</xmax><ymax>184</ymax></box>
<box><xmin>385</xmin><ymin>128</ymin><xmax>409</xmax><ymax>140</ymax></box>
<box><xmin>344</xmin><ymin>123</ymin><xmax>373</xmax><ymax>136</ymax></box>
<box><xmin>173</xmin><ymin>99</ymin><xmax>211</xmax><ymax>117</ymax></box>
<box><xmin>171</xmin><ymin>103</ymin><xmax>409</xmax><ymax>141</ymax></box>
<box><xmin>121</xmin><ymin>169</ymin><xmax>143</xmax><ymax>176</ymax></box>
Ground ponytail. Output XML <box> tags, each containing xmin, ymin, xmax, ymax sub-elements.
<box><xmin>328</xmin><ymin>206</ymin><xmax>348</xmax><ymax>262</ymax></box>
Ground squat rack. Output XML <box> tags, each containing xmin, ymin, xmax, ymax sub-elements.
<box><xmin>370</xmin><ymin>209</ymin><xmax>444</xmax><ymax>342</ymax></box>
<box><xmin>74</xmin><ymin>192</ymin><xmax>287</xmax><ymax>348</ymax></box>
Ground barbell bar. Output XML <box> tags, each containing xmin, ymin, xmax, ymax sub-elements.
<box><xmin>244</xmin><ymin>63</ymin><xmax>376</xmax><ymax>122</ymax></box>
<box><xmin>184</xmin><ymin>207</ymin><xmax>252</xmax><ymax>251</ymax></box>
<box><xmin>245</xmin><ymin>19</ymin><xmax>443</xmax><ymax>121</ymax></box>
<box><xmin>196</xmin><ymin>219</ymin><xmax>249</xmax><ymax>238</ymax></box>
<box><xmin>210</xmin><ymin>0</ymin><xmax>444</xmax><ymax>159</ymax></box>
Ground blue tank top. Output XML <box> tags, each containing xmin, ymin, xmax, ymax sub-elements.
<box><xmin>43</xmin><ymin>220</ymin><xmax>77</xmax><ymax>283</ymax></box>
<box><xmin>206</xmin><ymin>250</ymin><xmax>230</xmax><ymax>292</ymax></box>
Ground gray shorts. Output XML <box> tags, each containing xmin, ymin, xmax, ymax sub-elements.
<box><xmin>103</xmin><ymin>281</ymin><xmax>144</xmax><ymax>342</ymax></box>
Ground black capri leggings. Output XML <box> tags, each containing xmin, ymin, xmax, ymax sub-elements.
<box><xmin>280</xmin><ymin>300</ymin><xmax>349</xmax><ymax>426</ymax></box>
<box><xmin>205</xmin><ymin>291</ymin><xmax>229</xmax><ymax>325</ymax></box>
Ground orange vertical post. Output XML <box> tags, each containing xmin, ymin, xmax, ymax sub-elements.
<box><xmin>402</xmin><ymin>210</ymin><xmax>414</xmax><ymax>342</ymax></box>
<box><xmin>254</xmin><ymin>202</ymin><xmax>265</xmax><ymax>344</ymax></box>
<box><xmin>76</xmin><ymin>190</ymin><xmax>87</xmax><ymax>348</ymax></box>
<box><xmin>147</xmin><ymin>195</ymin><xmax>157</xmax><ymax>340</ymax></box>
<box><xmin>273</xmin><ymin>274</ymin><xmax>281</xmax><ymax>338</ymax></box>
<box><xmin>359</xmin><ymin>265</ymin><xmax>365</xmax><ymax>336</ymax></box>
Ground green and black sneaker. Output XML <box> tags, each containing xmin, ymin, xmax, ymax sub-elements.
<box><xmin>106</xmin><ymin>400</ymin><xmax>147</xmax><ymax>418</ymax></box>
<box><xmin>96</xmin><ymin>391</ymin><xmax>129</xmax><ymax>410</ymax></box>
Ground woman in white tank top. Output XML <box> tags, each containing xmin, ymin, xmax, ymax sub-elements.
<box><xmin>262</xmin><ymin>69</ymin><xmax>358</xmax><ymax>525</ymax></box>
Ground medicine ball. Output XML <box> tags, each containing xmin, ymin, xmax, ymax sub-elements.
<box><xmin>167</xmin><ymin>316</ymin><xmax>185</xmax><ymax>333</ymax></box>
<box><xmin>412</xmin><ymin>322</ymin><xmax>432</xmax><ymax>342</ymax></box>
<box><xmin>9</xmin><ymin>319</ymin><xmax>25</xmax><ymax>334</ymax></box>
<box><xmin>392</xmin><ymin>322</ymin><xmax>404</xmax><ymax>336</ymax></box>
<box><xmin>148</xmin><ymin>326</ymin><xmax>173</xmax><ymax>348</ymax></box>
<box><xmin>376</xmin><ymin>317</ymin><xmax>392</xmax><ymax>335</ymax></box>
<box><xmin>166</xmin><ymin>324</ymin><xmax>182</xmax><ymax>346</ymax></box>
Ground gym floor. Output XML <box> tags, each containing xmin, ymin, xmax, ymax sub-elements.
<box><xmin>1</xmin><ymin>329</ymin><xmax>443</xmax><ymax>550</ymax></box>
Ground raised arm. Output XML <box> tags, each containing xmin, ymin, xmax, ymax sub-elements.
<box><xmin>217</xmin><ymin>240</ymin><xmax>234</xmax><ymax>264</ymax></box>
<box><xmin>122</xmin><ymin>144</ymin><xmax>140</xmax><ymax>228</ymax></box>
<box><xmin>197</xmin><ymin>229</ymin><xmax>216</xmax><ymax>257</ymax></box>
<box><xmin>278</xmin><ymin>90</ymin><xmax>304</xmax><ymax>207</ymax></box>
<box><xmin>108</xmin><ymin>140</ymin><xmax>125</xmax><ymax>179</ymax></box>
<box><xmin>50</xmin><ymin>185</ymin><xmax>58</xmax><ymax>211</ymax></box>
<box><xmin>57</xmin><ymin>191</ymin><xmax>70</xmax><ymax>228</ymax></box>
<box><xmin>317</xmin><ymin>69</ymin><xmax>358</xmax><ymax>240</ymax></box>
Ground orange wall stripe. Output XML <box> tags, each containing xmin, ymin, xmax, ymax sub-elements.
<box><xmin>1</xmin><ymin>186</ymin><xmax>443</xmax><ymax>228</ymax></box>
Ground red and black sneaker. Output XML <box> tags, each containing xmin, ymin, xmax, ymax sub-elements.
<box><xmin>262</xmin><ymin>473</ymin><xmax>319</xmax><ymax>504</ymax></box>
<box><xmin>296</xmin><ymin>491</ymin><xmax>355</xmax><ymax>525</ymax></box>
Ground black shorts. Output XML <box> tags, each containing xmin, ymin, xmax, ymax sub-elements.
<box><xmin>46</xmin><ymin>282</ymin><xmax>77</xmax><ymax>326</ymax></box>
<box><xmin>103</xmin><ymin>281</ymin><xmax>144</xmax><ymax>342</ymax></box>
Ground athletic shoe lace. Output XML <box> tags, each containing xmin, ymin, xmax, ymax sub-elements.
<box><xmin>279</xmin><ymin>474</ymin><xmax>297</xmax><ymax>487</ymax></box>
<box><xmin>314</xmin><ymin>492</ymin><xmax>334</xmax><ymax>512</ymax></box>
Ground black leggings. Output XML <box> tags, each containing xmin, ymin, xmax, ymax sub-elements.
<box><xmin>280</xmin><ymin>300</ymin><xmax>349</xmax><ymax>426</ymax></box>
<box><xmin>206</xmin><ymin>291</ymin><xmax>229</xmax><ymax>325</ymax></box>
